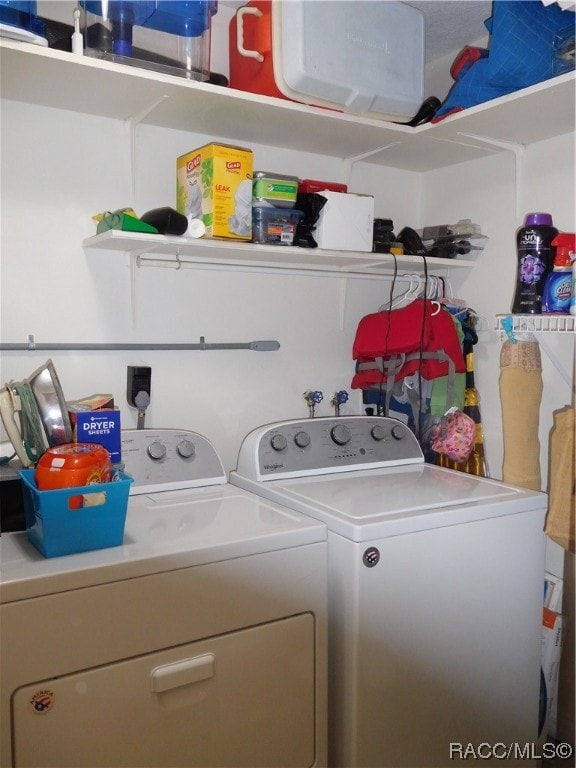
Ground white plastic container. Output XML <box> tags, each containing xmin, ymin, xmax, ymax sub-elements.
<box><xmin>230</xmin><ymin>0</ymin><xmax>424</xmax><ymax>122</ymax></box>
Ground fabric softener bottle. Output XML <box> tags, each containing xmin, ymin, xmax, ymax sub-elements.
<box><xmin>511</xmin><ymin>213</ymin><xmax>558</xmax><ymax>314</ymax></box>
<box><xmin>542</xmin><ymin>233</ymin><xmax>575</xmax><ymax>314</ymax></box>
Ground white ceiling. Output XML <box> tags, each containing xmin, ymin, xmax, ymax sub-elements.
<box><xmin>404</xmin><ymin>1</ymin><xmax>493</xmax><ymax>62</ymax></box>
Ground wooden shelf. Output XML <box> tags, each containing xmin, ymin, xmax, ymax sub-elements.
<box><xmin>2</xmin><ymin>40</ymin><xmax>574</xmax><ymax>172</ymax></box>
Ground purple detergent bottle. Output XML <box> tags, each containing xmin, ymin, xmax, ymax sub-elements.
<box><xmin>511</xmin><ymin>213</ymin><xmax>558</xmax><ymax>314</ymax></box>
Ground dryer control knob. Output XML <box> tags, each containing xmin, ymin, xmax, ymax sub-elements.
<box><xmin>270</xmin><ymin>433</ymin><xmax>288</xmax><ymax>452</ymax></box>
<box><xmin>294</xmin><ymin>431</ymin><xmax>311</xmax><ymax>448</ymax></box>
<box><xmin>371</xmin><ymin>424</ymin><xmax>387</xmax><ymax>441</ymax></box>
<box><xmin>177</xmin><ymin>439</ymin><xmax>195</xmax><ymax>459</ymax></box>
<box><xmin>391</xmin><ymin>425</ymin><xmax>406</xmax><ymax>440</ymax></box>
<box><xmin>331</xmin><ymin>424</ymin><xmax>351</xmax><ymax>446</ymax></box>
<box><xmin>148</xmin><ymin>441</ymin><xmax>167</xmax><ymax>460</ymax></box>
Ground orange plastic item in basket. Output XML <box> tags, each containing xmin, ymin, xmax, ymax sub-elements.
<box><xmin>35</xmin><ymin>443</ymin><xmax>112</xmax><ymax>491</ymax></box>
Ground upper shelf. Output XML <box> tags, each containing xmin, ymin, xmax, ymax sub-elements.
<box><xmin>1</xmin><ymin>40</ymin><xmax>574</xmax><ymax>172</ymax></box>
<box><xmin>83</xmin><ymin>230</ymin><xmax>475</xmax><ymax>275</ymax></box>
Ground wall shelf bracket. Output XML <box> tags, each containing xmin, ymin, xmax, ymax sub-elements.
<box><xmin>458</xmin><ymin>133</ymin><xmax>526</xmax><ymax>217</ymax></box>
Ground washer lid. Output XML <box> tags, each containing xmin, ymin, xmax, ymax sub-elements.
<box><xmin>0</xmin><ymin>485</ymin><xmax>326</xmax><ymax>602</ymax></box>
<box><xmin>231</xmin><ymin>463</ymin><xmax>547</xmax><ymax>542</ymax></box>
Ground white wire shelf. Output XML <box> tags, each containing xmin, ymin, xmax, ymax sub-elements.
<box><xmin>496</xmin><ymin>314</ymin><xmax>575</xmax><ymax>334</ymax></box>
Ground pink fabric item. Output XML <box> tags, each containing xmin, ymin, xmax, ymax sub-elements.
<box><xmin>431</xmin><ymin>411</ymin><xmax>476</xmax><ymax>462</ymax></box>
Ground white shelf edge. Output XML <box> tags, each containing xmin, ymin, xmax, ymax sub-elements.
<box><xmin>496</xmin><ymin>314</ymin><xmax>575</xmax><ymax>334</ymax></box>
<box><xmin>83</xmin><ymin>230</ymin><xmax>475</xmax><ymax>275</ymax></box>
<box><xmin>2</xmin><ymin>40</ymin><xmax>574</xmax><ymax>172</ymax></box>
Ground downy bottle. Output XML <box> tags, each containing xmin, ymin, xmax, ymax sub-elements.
<box><xmin>511</xmin><ymin>213</ymin><xmax>558</xmax><ymax>314</ymax></box>
<box><xmin>542</xmin><ymin>233</ymin><xmax>575</xmax><ymax>314</ymax></box>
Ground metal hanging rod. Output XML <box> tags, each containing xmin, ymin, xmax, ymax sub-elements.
<box><xmin>0</xmin><ymin>335</ymin><xmax>280</xmax><ymax>352</ymax></box>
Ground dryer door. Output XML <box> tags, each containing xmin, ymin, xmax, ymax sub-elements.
<box><xmin>12</xmin><ymin>614</ymin><xmax>315</xmax><ymax>767</ymax></box>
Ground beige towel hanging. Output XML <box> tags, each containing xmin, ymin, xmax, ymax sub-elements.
<box><xmin>545</xmin><ymin>406</ymin><xmax>575</xmax><ymax>553</ymax></box>
<box><xmin>500</xmin><ymin>340</ymin><xmax>543</xmax><ymax>491</ymax></box>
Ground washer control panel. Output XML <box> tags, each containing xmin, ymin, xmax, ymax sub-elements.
<box><xmin>121</xmin><ymin>429</ymin><xmax>226</xmax><ymax>494</ymax></box>
<box><xmin>235</xmin><ymin>417</ymin><xmax>424</xmax><ymax>481</ymax></box>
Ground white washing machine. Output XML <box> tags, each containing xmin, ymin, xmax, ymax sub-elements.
<box><xmin>0</xmin><ymin>428</ymin><xmax>328</xmax><ymax>768</ymax></box>
<box><xmin>230</xmin><ymin>416</ymin><xmax>548</xmax><ymax>768</ymax></box>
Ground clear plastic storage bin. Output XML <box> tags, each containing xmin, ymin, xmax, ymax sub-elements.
<box><xmin>252</xmin><ymin>206</ymin><xmax>303</xmax><ymax>246</ymax></box>
<box><xmin>81</xmin><ymin>1</ymin><xmax>216</xmax><ymax>80</ymax></box>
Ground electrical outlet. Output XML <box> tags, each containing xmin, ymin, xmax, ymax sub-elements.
<box><xmin>127</xmin><ymin>366</ymin><xmax>151</xmax><ymax>408</ymax></box>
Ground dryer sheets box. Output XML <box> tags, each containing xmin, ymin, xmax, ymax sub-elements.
<box><xmin>315</xmin><ymin>192</ymin><xmax>374</xmax><ymax>252</ymax></box>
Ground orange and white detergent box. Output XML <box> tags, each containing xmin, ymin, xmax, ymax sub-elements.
<box><xmin>177</xmin><ymin>143</ymin><xmax>253</xmax><ymax>240</ymax></box>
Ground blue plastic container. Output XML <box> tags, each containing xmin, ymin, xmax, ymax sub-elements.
<box><xmin>82</xmin><ymin>1</ymin><xmax>217</xmax><ymax>80</ymax></box>
<box><xmin>0</xmin><ymin>1</ymin><xmax>46</xmax><ymax>39</ymax></box>
<box><xmin>19</xmin><ymin>469</ymin><xmax>133</xmax><ymax>558</ymax></box>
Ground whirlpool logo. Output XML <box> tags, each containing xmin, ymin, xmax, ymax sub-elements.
<box><xmin>264</xmin><ymin>463</ymin><xmax>283</xmax><ymax>472</ymax></box>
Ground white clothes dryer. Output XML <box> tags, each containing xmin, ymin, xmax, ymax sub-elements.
<box><xmin>230</xmin><ymin>416</ymin><xmax>547</xmax><ymax>768</ymax></box>
<box><xmin>1</xmin><ymin>428</ymin><xmax>327</xmax><ymax>768</ymax></box>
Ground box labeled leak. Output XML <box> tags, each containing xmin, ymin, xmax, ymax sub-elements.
<box><xmin>177</xmin><ymin>143</ymin><xmax>253</xmax><ymax>240</ymax></box>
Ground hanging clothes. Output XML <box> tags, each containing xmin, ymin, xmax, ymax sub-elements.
<box><xmin>436</xmin><ymin>313</ymin><xmax>487</xmax><ymax>477</ymax></box>
<box><xmin>351</xmin><ymin>298</ymin><xmax>466</xmax><ymax>436</ymax></box>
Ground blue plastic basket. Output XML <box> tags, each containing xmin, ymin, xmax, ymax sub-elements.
<box><xmin>19</xmin><ymin>469</ymin><xmax>133</xmax><ymax>558</ymax></box>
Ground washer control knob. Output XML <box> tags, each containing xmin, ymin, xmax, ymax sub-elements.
<box><xmin>331</xmin><ymin>424</ymin><xmax>351</xmax><ymax>446</ymax></box>
<box><xmin>147</xmin><ymin>441</ymin><xmax>167</xmax><ymax>461</ymax></box>
<box><xmin>294</xmin><ymin>431</ymin><xmax>311</xmax><ymax>449</ymax></box>
<box><xmin>270</xmin><ymin>433</ymin><xmax>288</xmax><ymax>452</ymax></box>
<box><xmin>371</xmin><ymin>424</ymin><xmax>387</xmax><ymax>442</ymax></box>
<box><xmin>177</xmin><ymin>439</ymin><xmax>195</xmax><ymax>459</ymax></box>
<box><xmin>391</xmin><ymin>424</ymin><xmax>406</xmax><ymax>441</ymax></box>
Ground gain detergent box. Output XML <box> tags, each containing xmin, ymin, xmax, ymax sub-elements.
<box><xmin>177</xmin><ymin>143</ymin><xmax>253</xmax><ymax>240</ymax></box>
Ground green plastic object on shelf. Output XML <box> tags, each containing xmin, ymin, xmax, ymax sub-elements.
<box><xmin>96</xmin><ymin>209</ymin><xmax>158</xmax><ymax>235</ymax></box>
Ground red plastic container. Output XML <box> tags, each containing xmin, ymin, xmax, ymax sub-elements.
<box><xmin>229</xmin><ymin>0</ymin><xmax>287</xmax><ymax>100</ymax></box>
<box><xmin>299</xmin><ymin>179</ymin><xmax>348</xmax><ymax>195</ymax></box>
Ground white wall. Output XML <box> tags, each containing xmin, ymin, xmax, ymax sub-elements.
<box><xmin>419</xmin><ymin>133</ymin><xmax>575</xmax><ymax>574</ymax></box>
<box><xmin>419</xmin><ymin>133</ymin><xmax>575</xmax><ymax>481</ymax></box>
<box><xmin>2</xmin><ymin>99</ymin><xmax>572</xmax><ymax>478</ymax></box>
<box><xmin>0</xmin><ymin>98</ymin><xmax>421</xmax><ymax>471</ymax></box>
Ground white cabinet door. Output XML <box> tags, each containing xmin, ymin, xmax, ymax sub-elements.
<box><xmin>12</xmin><ymin>614</ymin><xmax>315</xmax><ymax>767</ymax></box>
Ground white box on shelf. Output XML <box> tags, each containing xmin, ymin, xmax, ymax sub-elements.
<box><xmin>315</xmin><ymin>192</ymin><xmax>374</xmax><ymax>252</ymax></box>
